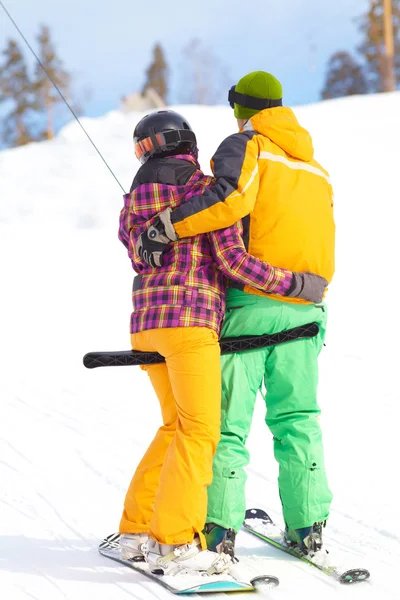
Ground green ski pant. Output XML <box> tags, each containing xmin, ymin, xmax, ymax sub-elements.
<box><xmin>207</xmin><ymin>290</ymin><xmax>333</xmax><ymax>532</ymax></box>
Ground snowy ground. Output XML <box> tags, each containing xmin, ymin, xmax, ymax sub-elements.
<box><xmin>1</xmin><ymin>93</ymin><xmax>399</xmax><ymax>599</ymax></box>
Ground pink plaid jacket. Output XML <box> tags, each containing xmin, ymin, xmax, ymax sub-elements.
<box><xmin>118</xmin><ymin>155</ymin><xmax>293</xmax><ymax>335</ymax></box>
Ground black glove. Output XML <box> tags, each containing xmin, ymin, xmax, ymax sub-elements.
<box><xmin>136</xmin><ymin>208</ymin><xmax>178</xmax><ymax>267</ymax></box>
<box><xmin>287</xmin><ymin>272</ymin><xmax>328</xmax><ymax>303</ymax></box>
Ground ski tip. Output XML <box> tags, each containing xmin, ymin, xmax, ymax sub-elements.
<box><xmin>99</xmin><ymin>532</ymin><xmax>121</xmax><ymax>549</ymax></box>
<box><xmin>339</xmin><ymin>568</ymin><xmax>370</xmax><ymax>584</ymax></box>
<box><xmin>245</xmin><ymin>508</ymin><xmax>271</xmax><ymax>521</ymax></box>
<box><xmin>251</xmin><ymin>575</ymin><xmax>280</xmax><ymax>588</ymax></box>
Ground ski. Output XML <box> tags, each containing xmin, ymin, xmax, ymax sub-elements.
<box><xmin>243</xmin><ymin>509</ymin><xmax>370</xmax><ymax>585</ymax></box>
<box><xmin>99</xmin><ymin>532</ymin><xmax>279</xmax><ymax>595</ymax></box>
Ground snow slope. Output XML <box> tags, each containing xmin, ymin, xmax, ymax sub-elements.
<box><xmin>1</xmin><ymin>93</ymin><xmax>399</xmax><ymax>599</ymax></box>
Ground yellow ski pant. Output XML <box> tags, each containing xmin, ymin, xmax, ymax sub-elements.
<box><xmin>119</xmin><ymin>327</ymin><xmax>221</xmax><ymax>548</ymax></box>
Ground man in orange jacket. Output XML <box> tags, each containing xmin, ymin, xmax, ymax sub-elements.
<box><xmin>136</xmin><ymin>71</ymin><xmax>335</xmax><ymax>558</ymax></box>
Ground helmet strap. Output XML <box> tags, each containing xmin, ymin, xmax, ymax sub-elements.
<box><xmin>228</xmin><ymin>86</ymin><xmax>282</xmax><ymax>110</ymax></box>
<box><xmin>162</xmin><ymin>130</ymin><xmax>197</xmax><ymax>146</ymax></box>
<box><xmin>149</xmin><ymin>127</ymin><xmax>161</xmax><ymax>152</ymax></box>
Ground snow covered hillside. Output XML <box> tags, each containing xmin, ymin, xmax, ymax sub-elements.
<box><xmin>1</xmin><ymin>93</ymin><xmax>399</xmax><ymax>599</ymax></box>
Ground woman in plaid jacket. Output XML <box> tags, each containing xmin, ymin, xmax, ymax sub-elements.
<box><xmin>117</xmin><ymin>110</ymin><xmax>326</xmax><ymax>575</ymax></box>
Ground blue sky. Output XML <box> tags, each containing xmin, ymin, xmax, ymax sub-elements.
<box><xmin>1</xmin><ymin>0</ymin><xmax>369</xmax><ymax>119</ymax></box>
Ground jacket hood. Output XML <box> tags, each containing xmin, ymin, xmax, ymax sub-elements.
<box><xmin>249</xmin><ymin>107</ymin><xmax>314</xmax><ymax>162</ymax></box>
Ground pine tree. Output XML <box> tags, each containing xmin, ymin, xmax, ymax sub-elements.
<box><xmin>142</xmin><ymin>44</ymin><xmax>168</xmax><ymax>102</ymax></box>
<box><xmin>321</xmin><ymin>51</ymin><xmax>368</xmax><ymax>99</ymax></box>
<box><xmin>357</xmin><ymin>0</ymin><xmax>400</xmax><ymax>92</ymax></box>
<box><xmin>34</xmin><ymin>24</ymin><xmax>71</xmax><ymax>140</ymax></box>
<box><xmin>0</xmin><ymin>39</ymin><xmax>37</xmax><ymax>147</ymax></box>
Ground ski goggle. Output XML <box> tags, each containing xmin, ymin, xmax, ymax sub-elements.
<box><xmin>228</xmin><ymin>85</ymin><xmax>283</xmax><ymax>110</ymax></box>
<box><xmin>134</xmin><ymin>133</ymin><xmax>165</xmax><ymax>162</ymax></box>
<box><xmin>134</xmin><ymin>129</ymin><xmax>197</xmax><ymax>164</ymax></box>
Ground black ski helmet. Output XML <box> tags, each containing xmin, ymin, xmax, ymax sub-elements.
<box><xmin>133</xmin><ymin>110</ymin><xmax>197</xmax><ymax>164</ymax></box>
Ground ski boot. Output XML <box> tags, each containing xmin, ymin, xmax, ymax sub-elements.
<box><xmin>144</xmin><ymin>536</ymin><xmax>232</xmax><ymax>576</ymax></box>
<box><xmin>119</xmin><ymin>533</ymin><xmax>148</xmax><ymax>561</ymax></box>
<box><xmin>204</xmin><ymin>523</ymin><xmax>237</xmax><ymax>561</ymax></box>
<box><xmin>285</xmin><ymin>521</ymin><xmax>326</xmax><ymax>555</ymax></box>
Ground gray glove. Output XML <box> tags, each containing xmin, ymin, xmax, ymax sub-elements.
<box><xmin>152</xmin><ymin>208</ymin><xmax>179</xmax><ymax>244</ymax></box>
<box><xmin>287</xmin><ymin>272</ymin><xmax>328</xmax><ymax>303</ymax></box>
<box><xmin>135</xmin><ymin>208</ymin><xmax>178</xmax><ymax>267</ymax></box>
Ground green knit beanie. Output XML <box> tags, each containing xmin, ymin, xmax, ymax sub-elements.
<box><xmin>234</xmin><ymin>71</ymin><xmax>283</xmax><ymax>120</ymax></box>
